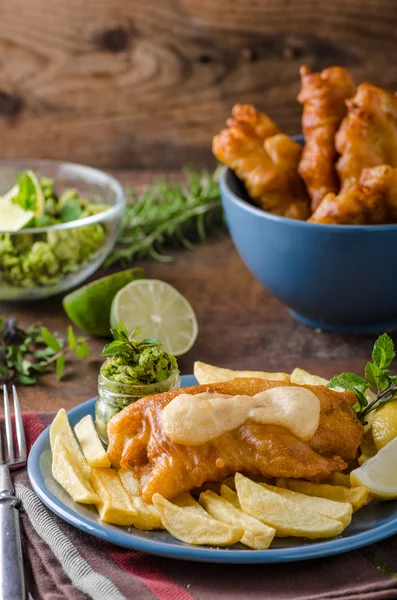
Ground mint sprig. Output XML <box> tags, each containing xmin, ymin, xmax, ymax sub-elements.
<box><xmin>0</xmin><ymin>317</ymin><xmax>90</xmax><ymax>385</ymax></box>
<box><xmin>328</xmin><ymin>333</ymin><xmax>397</xmax><ymax>422</ymax></box>
<box><xmin>101</xmin><ymin>323</ymin><xmax>161</xmax><ymax>359</ymax></box>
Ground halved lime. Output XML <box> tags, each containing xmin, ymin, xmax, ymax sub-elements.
<box><xmin>63</xmin><ymin>268</ymin><xmax>145</xmax><ymax>337</ymax></box>
<box><xmin>110</xmin><ymin>279</ymin><xmax>198</xmax><ymax>356</ymax></box>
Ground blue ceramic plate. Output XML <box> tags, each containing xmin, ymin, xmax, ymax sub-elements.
<box><xmin>28</xmin><ymin>375</ymin><xmax>397</xmax><ymax>563</ymax></box>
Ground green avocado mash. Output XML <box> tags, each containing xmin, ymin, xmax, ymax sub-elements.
<box><xmin>100</xmin><ymin>340</ymin><xmax>178</xmax><ymax>385</ymax></box>
<box><xmin>0</xmin><ymin>172</ymin><xmax>109</xmax><ymax>288</ymax></box>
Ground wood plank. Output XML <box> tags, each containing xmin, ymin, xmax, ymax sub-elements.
<box><xmin>0</xmin><ymin>0</ymin><xmax>396</xmax><ymax>168</ymax></box>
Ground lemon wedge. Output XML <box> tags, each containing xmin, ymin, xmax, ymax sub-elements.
<box><xmin>350</xmin><ymin>436</ymin><xmax>397</xmax><ymax>499</ymax></box>
<box><xmin>372</xmin><ymin>400</ymin><xmax>397</xmax><ymax>451</ymax></box>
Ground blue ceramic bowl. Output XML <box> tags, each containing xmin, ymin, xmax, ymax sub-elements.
<box><xmin>220</xmin><ymin>166</ymin><xmax>397</xmax><ymax>334</ymax></box>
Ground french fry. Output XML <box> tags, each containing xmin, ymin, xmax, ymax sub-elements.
<box><xmin>258</xmin><ymin>482</ymin><xmax>352</xmax><ymax>527</ymax></box>
<box><xmin>194</xmin><ymin>361</ymin><xmax>289</xmax><ymax>385</ymax></box>
<box><xmin>358</xmin><ymin>440</ymin><xmax>377</xmax><ymax>466</ymax></box>
<box><xmin>118</xmin><ymin>469</ymin><xmax>163</xmax><ymax>530</ymax></box>
<box><xmin>276</xmin><ymin>478</ymin><xmax>371</xmax><ymax>511</ymax></box>
<box><xmin>152</xmin><ymin>494</ymin><xmax>244</xmax><ymax>546</ymax></box>
<box><xmin>290</xmin><ymin>368</ymin><xmax>329</xmax><ymax>387</ymax></box>
<box><xmin>327</xmin><ymin>473</ymin><xmax>351</xmax><ymax>487</ymax></box>
<box><xmin>52</xmin><ymin>437</ymin><xmax>99</xmax><ymax>504</ymax></box>
<box><xmin>74</xmin><ymin>415</ymin><xmax>111</xmax><ymax>468</ymax></box>
<box><xmin>199</xmin><ymin>490</ymin><xmax>275</xmax><ymax>549</ymax></box>
<box><xmin>50</xmin><ymin>409</ymin><xmax>91</xmax><ymax>479</ymax></box>
<box><xmin>118</xmin><ymin>468</ymin><xmax>141</xmax><ymax>496</ymax></box>
<box><xmin>90</xmin><ymin>468</ymin><xmax>136</xmax><ymax>526</ymax></box>
<box><xmin>172</xmin><ymin>492</ymin><xmax>209</xmax><ymax>513</ymax></box>
<box><xmin>236</xmin><ymin>474</ymin><xmax>344</xmax><ymax>539</ymax></box>
<box><xmin>221</xmin><ymin>484</ymin><xmax>241</xmax><ymax>508</ymax></box>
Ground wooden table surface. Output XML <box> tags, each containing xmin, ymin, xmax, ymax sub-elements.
<box><xmin>0</xmin><ymin>170</ymin><xmax>387</xmax><ymax>414</ymax></box>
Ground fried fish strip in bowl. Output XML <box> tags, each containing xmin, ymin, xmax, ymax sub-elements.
<box><xmin>336</xmin><ymin>83</ymin><xmax>397</xmax><ymax>192</ymax></box>
<box><xmin>309</xmin><ymin>164</ymin><xmax>397</xmax><ymax>224</ymax></box>
<box><xmin>107</xmin><ymin>378</ymin><xmax>363</xmax><ymax>503</ymax></box>
<box><xmin>297</xmin><ymin>65</ymin><xmax>355</xmax><ymax>211</ymax></box>
<box><xmin>213</xmin><ymin>105</ymin><xmax>310</xmax><ymax>220</ymax></box>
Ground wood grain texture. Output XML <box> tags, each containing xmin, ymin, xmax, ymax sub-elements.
<box><xmin>0</xmin><ymin>169</ymin><xmax>391</xmax><ymax>413</ymax></box>
<box><xmin>0</xmin><ymin>0</ymin><xmax>397</xmax><ymax>168</ymax></box>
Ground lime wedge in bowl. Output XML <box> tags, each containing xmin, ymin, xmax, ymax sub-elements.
<box><xmin>63</xmin><ymin>267</ymin><xmax>145</xmax><ymax>337</ymax></box>
<box><xmin>0</xmin><ymin>170</ymin><xmax>45</xmax><ymax>231</ymax></box>
<box><xmin>110</xmin><ymin>279</ymin><xmax>198</xmax><ymax>356</ymax></box>
<box><xmin>0</xmin><ymin>195</ymin><xmax>34</xmax><ymax>231</ymax></box>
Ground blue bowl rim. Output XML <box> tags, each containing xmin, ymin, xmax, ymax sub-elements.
<box><xmin>220</xmin><ymin>166</ymin><xmax>397</xmax><ymax>233</ymax></box>
<box><xmin>0</xmin><ymin>158</ymin><xmax>126</xmax><ymax>235</ymax></box>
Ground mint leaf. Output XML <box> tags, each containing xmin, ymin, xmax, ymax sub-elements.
<box><xmin>372</xmin><ymin>333</ymin><xmax>395</xmax><ymax>369</ymax></box>
<box><xmin>75</xmin><ymin>342</ymin><xmax>89</xmax><ymax>360</ymax></box>
<box><xmin>328</xmin><ymin>373</ymin><xmax>368</xmax><ymax>409</ymax></box>
<box><xmin>67</xmin><ymin>326</ymin><xmax>77</xmax><ymax>351</ymax></box>
<box><xmin>41</xmin><ymin>327</ymin><xmax>62</xmax><ymax>352</ymax></box>
<box><xmin>35</xmin><ymin>215</ymin><xmax>57</xmax><ymax>227</ymax></box>
<box><xmin>364</xmin><ymin>362</ymin><xmax>380</xmax><ymax>388</ymax></box>
<box><xmin>110</xmin><ymin>323</ymin><xmax>130</xmax><ymax>342</ymax></box>
<box><xmin>56</xmin><ymin>354</ymin><xmax>65</xmax><ymax>380</ymax></box>
<box><xmin>12</xmin><ymin>172</ymin><xmax>37</xmax><ymax>212</ymax></box>
<box><xmin>101</xmin><ymin>340</ymin><xmax>128</xmax><ymax>356</ymax></box>
<box><xmin>59</xmin><ymin>200</ymin><xmax>83</xmax><ymax>223</ymax></box>
<box><xmin>17</xmin><ymin>373</ymin><xmax>37</xmax><ymax>385</ymax></box>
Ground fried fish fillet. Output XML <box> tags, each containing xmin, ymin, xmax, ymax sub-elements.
<box><xmin>213</xmin><ymin>104</ymin><xmax>310</xmax><ymax>220</ymax></box>
<box><xmin>107</xmin><ymin>379</ymin><xmax>363</xmax><ymax>503</ymax></box>
<box><xmin>360</xmin><ymin>164</ymin><xmax>397</xmax><ymax>221</ymax></box>
<box><xmin>309</xmin><ymin>164</ymin><xmax>397</xmax><ymax>224</ymax></box>
<box><xmin>336</xmin><ymin>83</ymin><xmax>397</xmax><ymax>192</ymax></box>
<box><xmin>298</xmin><ymin>65</ymin><xmax>355</xmax><ymax>211</ymax></box>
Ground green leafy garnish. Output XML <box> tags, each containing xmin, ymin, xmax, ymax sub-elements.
<box><xmin>101</xmin><ymin>323</ymin><xmax>161</xmax><ymax>359</ymax></box>
<box><xmin>329</xmin><ymin>333</ymin><xmax>397</xmax><ymax>422</ymax></box>
<box><xmin>11</xmin><ymin>172</ymin><xmax>37</xmax><ymax>212</ymax></box>
<box><xmin>106</xmin><ymin>166</ymin><xmax>224</xmax><ymax>266</ymax></box>
<box><xmin>60</xmin><ymin>200</ymin><xmax>83</xmax><ymax>223</ymax></box>
<box><xmin>0</xmin><ymin>317</ymin><xmax>90</xmax><ymax>385</ymax></box>
<box><xmin>100</xmin><ymin>323</ymin><xmax>178</xmax><ymax>385</ymax></box>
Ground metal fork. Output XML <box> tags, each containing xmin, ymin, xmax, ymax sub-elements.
<box><xmin>0</xmin><ymin>385</ymin><xmax>27</xmax><ymax>600</ymax></box>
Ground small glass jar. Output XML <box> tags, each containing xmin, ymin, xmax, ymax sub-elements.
<box><xmin>95</xmin><ymin>369</ymin><xmax>180</xmax><ymax>444</ymax></box>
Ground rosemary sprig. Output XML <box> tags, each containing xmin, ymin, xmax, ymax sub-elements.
<box><xmin>328</xmin><ymin>333</ymin><xmax>397</xmax><ymax>423</ymax></box>
<box><xmin>106</xmin><ymin>166</ymin><xmax>224</xmax><ymax>266</ymax></box>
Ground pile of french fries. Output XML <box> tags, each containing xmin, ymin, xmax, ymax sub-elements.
<box><xmin>50</xmin><ymin>363</ymin><xmax>372</xmax><ymax>549</ymax></box>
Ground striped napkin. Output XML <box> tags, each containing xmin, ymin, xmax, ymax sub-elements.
<box><xmin>13</xmin><ymin>413</ymin><xmax>397</xmax><ymax>600</ymax></box>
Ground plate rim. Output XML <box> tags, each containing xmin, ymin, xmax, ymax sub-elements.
<box><xmin>28</xmin><ymin>374</ymin><xmax>397</xmax><ymax>564</ymax></box>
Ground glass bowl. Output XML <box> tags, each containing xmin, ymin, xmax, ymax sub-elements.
<box><xmin>0</xmin><ymin>159</ymin><xmax>125</xmax><ymax>301</ymax></box>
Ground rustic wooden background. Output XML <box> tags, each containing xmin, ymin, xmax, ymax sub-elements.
<box><xmin>1</xmin><ymin>0</ymin><xmax>396</xmax><ymax>169</ymax></box>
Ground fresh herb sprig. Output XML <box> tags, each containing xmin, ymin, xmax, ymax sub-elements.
<box><xmin>101</xmin><ymin>323</ymin><xmax>161</xmax><ymax>359</ymax></box>
<box><xmin>328</xmin><ymin>333</ymin><xmax>397</xmax><ymax>422</ymax></box>
<box><xmin>106</xmin><ymin>166</ymin><xmax>224</xmax><ymax>266</ymax></box>
<box><xmin>0</xmin><ymin>317</ymin><xmax>90</xmax><ymax>385</ymax></box>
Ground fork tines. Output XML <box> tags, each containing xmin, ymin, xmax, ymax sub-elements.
<box><xmin>1</xmin><ymin>385</ymin><xmax>27</xmax><ymax>469</ymax></box>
